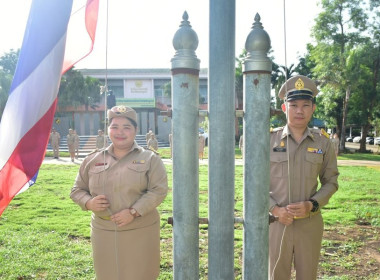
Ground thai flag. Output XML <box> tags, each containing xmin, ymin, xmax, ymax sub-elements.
<box><xmin>0</xmin><ymin>0</ymin><xmax>99</xmax><ymax>216</ymax></box>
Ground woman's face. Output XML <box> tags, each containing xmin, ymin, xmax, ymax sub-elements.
<box><xmin>108</xmin><ymin>117</ymin><xmax>136</xmax><ymax>151</ymax></box>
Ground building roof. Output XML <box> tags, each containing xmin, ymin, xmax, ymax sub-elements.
<box><xmin>78</xmin><ymin>68</ymin><xmax>208</xmax><ymax>80</ymax></box>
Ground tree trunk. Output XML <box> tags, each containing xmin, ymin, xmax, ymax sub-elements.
<box><xmin>340</xmin><ymin>86</ymin><xmax>350</xmax><ymax>152</ymax></box>
<box><xmin>359</xmin><ymin>125</ymin><xmax>370</xmax><ymax>153</ymax></box>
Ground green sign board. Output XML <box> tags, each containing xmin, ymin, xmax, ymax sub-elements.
<box><xmin>116</xmin><ymin>98</ymin><xmax>155</xmax><ymax>108</ymax></box>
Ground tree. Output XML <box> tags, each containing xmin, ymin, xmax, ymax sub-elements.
<box><xmin>0</xmin><ymin>49</ymin><xmax>19</xmax><ymax>120</ymax></box>
<box><xmin>0</xmin><ymin>49</ymin><xmax>19</xmax><ymax>75</ymax></box>
<box><xmin>0</xmin><ymin>70</ymin><xmax>12</xmax><ymax>121</ymax></box>
<box><xmin>309</xmin><ymin>0</ymin><xmax>368</xmax><ymax>152</ymax></box>
<box><xmin>270</xmin><ymin>63</ymin><xmax>297</xmax><ymax>127</ymax></box>
<box><xmin>58</xmin><ymin>68</ymin><xmax>101</xmax><ymax>111</ymax></box>
<box><xmin>345</xmin><ymin>41</ymin><xmax>380</xmax><ymax>152</ymax></box>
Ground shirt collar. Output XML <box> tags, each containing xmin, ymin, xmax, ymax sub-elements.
<box><xmin>105</xmin><ymin>141</ymin><xmax>140</xmax><ymax>157</ymax></box>
<box><xmin>281</xmin><ymin>125</ymin><xmax>315</xmax><ymax>142</ymax></box>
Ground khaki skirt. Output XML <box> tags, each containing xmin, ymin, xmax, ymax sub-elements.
<box><xmin>91</xmin><ymin>220</ymin><xmax>160</xmax><ymax>280</ymax></box>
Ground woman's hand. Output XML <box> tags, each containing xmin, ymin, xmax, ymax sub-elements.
<box><xmin>271</xmin><ymin>206</ymin><xmax>294</xmax><ymax>226</ymax></box>
<box><xmin>111</xmin><ymin>209</ymin><xmax>135</xmax><ymax>227</ymax></box>
<box><xmin>85</xmin><ymin>195</ymin><xmax>110</xmax><ymax>211</ymax></box>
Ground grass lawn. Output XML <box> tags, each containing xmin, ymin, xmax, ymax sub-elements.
<box><xmin>0</xmin><ymin>153</ymin><xmax>379</xmax><ymax>279</ymax></box>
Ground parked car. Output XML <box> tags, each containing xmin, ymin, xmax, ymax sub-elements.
<box><xmin>374</xmin><ymin>137</ymin><xmax>380</xmax><ymax>145</ymax></box>
<box><xmin>353</xmin><ymin>136</ymin><xmax>361</xmax><ymax>143</ymax></box>
<box><xmin>366</xmin><ymin>137</ymin><xmax>374</xmax><ymax>145</ymax></box>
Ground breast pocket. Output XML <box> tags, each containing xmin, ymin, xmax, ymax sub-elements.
<box><xmin>88</xmin><ymin>164</ymin><xmax>110</xmax><ymax>188</ymax></box>
<box><xmin>305</xmin><ymin>153</ymin><xmax>323</xmax><ymax>179</ymax></box>
<box><xmin>126</xmin><ymin>163</ymin><xmax>149</xmax><ymax>190</ymax></box>
<box><xmin>270</xmin><ymin>153</ymin><xmax>288</xmax><ymax>178</ymax></box>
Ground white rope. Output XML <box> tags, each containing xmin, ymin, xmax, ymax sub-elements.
<box><xmin>270</xmin><ymin>0</ymin><xmax>291</xmax><ymax>279</ymax></box>
<box><xmin>99</xmin><ymin>1</ymin><xmax>120</xmax><ymax>278</ymax></box>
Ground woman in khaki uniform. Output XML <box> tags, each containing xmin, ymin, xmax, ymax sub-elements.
<box><xmin>70</xmin><ymin>105</ymin><xmax>168</xmax><ymax>280</ymax></box>
<box><xmin>269</xmin><ymin>76</ymin><xmax>339</xmax><ymax>280</ymax></box>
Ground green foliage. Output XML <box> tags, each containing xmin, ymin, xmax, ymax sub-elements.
<box><xmin>0</xmin><ymin>49</ymin><xmax>19</xmax><ymax>75</ymax></box>
<box><xmin>0</xmin><ymin>49</ymin><xmax>19</xmax><ymax>120</ymax></box>
<box><xmin>309</xmin><ymin>0</ymin><xmax>380</xmax><ymax>149</ymax></box>
<box><xmin>162</xmin><ymin>81</ymin><xmax>171</xmax><ymax>98</ymax></box>
<box><xmin>58</xmin><ymin>68</ymin><xmax>101</xmax><ymax>110</ymax></box>
<box><xmin>0</xmin><ymin>69</ymin><xmax>12</xmax><ymax>120</ymax></box>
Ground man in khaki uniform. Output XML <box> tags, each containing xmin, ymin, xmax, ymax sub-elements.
<box><xmin>269</xmin><ymin>75</ymin><xmax>339</xmax><ymax>280</ymax></box>
<box><xmin>49</xmin><ymin>128</ymin><xmax>60</xmax><ymax>159</ymax></box>
<box><xmin>146</xmin><ymin>128</ymin><xmax>153</xmax><ymax>144</ymax></box>
<box><xmin>73</xmin><ymin>129</ymin><xmax>80</xmax><ymax>159</ymax></box>
<box><xmin>67</xmin><ymin>128</ymin><xmax>76</xmax><ymax>162</ymax></box>
<box><xmin>239</xmin><ymin>134</ymin><xmax>244</xmax><ymax>158</ymax></box>
<box><xmin>147</xmin><ymin>133</ymin><xmax>159</xmax><ymax>151</ymax></box>
<box><xmin>198</xmin><ymin>134</ymin><xmax>206</xmax><ymax>160</ymax></box>
<box><xmin>95</xmin><ymin>129</ymin><xmax>108</xmax><ymax>150</ymax></box>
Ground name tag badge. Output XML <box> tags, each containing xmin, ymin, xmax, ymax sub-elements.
<box><xmin>133</xmin><ymin>160</ymin><xmax>145</xmax><ymax>164</ymax></box>
<box><xmin>307</xmin><ymin>147</ymin><xmax>323</xmax><ymax>154</ymax></box>
<box><xmin>273</xmin><ymin>147</ymin><xmax>286</xmax><ymax>152</ymax></box>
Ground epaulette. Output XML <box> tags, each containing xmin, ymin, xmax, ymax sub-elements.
<box><xmin>320</xmin><ymin>128</ymin><xmax>330</xmax><ymax>139</ymax></box>
<box><xmin>271</xmin><ymin>127</ymin><xmax>284</xmax><ymax>133</ymax></box>
<box><xmin>144</xmin><ymin>146</ymin><xmax>159</xmax><ymax>155</ymax></box>
<box><xmin>87</xmin><ymin>149</ymin><xmax>99</xmax><ymax>156</ymax></box>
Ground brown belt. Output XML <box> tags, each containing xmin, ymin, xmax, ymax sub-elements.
<box><xmin>294</xmin><ymin>210</ymin><xmax>320</xmax><ymax>220</ymax></box>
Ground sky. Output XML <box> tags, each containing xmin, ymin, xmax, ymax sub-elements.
<box><xmin>0</xmin><ymin>0</ymin><xmax>321</xmax><ymax>70</ymax></box>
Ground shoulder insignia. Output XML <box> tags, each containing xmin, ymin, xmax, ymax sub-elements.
<box><xmin>320</xmin><ymin>128</ymin><xmax>330</xmax><ymax>139</ymax></box>
<box><xmin>87</xmin><ymin>149</ymin><xmax>98</xmax><ymax>156</ymax></box>
<box><xmin>271</xmin><ymin>127</ymin><xmax>283</xmax><ymax>133</ymax></box>
<box><xmin>144</xmin><ymin>146</ymin><xmax>159</xmax><ymax>155</ymax></box>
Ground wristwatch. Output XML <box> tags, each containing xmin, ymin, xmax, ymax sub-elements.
<box><xmin>309</xmin><ymin>199</ymin><xmax>319</xmax><ymax>212</ymax></box>
<box><xmin>129</xmin><ymin>208</ymin><xmax>139</xmax><ymax>218</ymax></box>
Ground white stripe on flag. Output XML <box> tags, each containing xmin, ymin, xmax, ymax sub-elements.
<box><xmin>0</xmin><ymin>34</ymin><xmax>67</xmax><ymax>170</ymax></box>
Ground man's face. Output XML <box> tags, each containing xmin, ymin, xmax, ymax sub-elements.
<box><xmin>282</xmin><ymin>99</ymin><xmax>316</xmax><ymax>129</ymax></box>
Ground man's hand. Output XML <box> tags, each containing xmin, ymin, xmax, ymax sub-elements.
<box><xmin>271</xmin><ymin>206</ymin><xmax>294</xmax><ymax>226</ymax></box>
<box><xmin>286</xmin><ymin>201</ymin><xmax>313</xmax><ymax>218</ymax></box>
<box><xmin>85</xmin><ymin>195</ymin><xmax>110</xmax><ymax>211</ymax></box>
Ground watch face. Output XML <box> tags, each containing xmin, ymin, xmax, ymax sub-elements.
<box><xmin>130</xmin><ymin>208</ymin><xmax>137</xmax><ymax>216</ymax></box>
<box><xmin>311</xmin><ymin>200</ymin><xmax>319</xmax><ymax>212</ymax></box>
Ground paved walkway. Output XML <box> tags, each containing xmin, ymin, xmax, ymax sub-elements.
<box><xmin>43</xmin><ymin>157</ymin><xmax>380</xmax><ymax>167</ymax></box>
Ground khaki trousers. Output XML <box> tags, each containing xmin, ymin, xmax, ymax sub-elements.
<box><xmin>269</xmin><ymin>213</ymin><xmax>323</xmax><ymax>280</ymax></box>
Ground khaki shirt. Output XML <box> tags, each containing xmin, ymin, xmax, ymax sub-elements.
<box><xmin>50</xmin><ymin>132</ymin><xmax>60</xmax><ymax>145</ymax></box>
<box><xmin>198</xmin><ymin>135</ymin><xmax>205</xmax><ymax>152</ymax></box>
<box><xmin>70</xmin><ymin>141</ymin><xmax>168</xmax><ymax>229</ymax></box>
<box><xmin>96</xmin><ymin>135</ymin><xmax>108</xmax><ymax>149</ymax></box>
<box><xmin>67</xmin><ymin>134</ymin><xmax>76</xmax><ymax>146</ymax></box>
<box><xmin>147</xmin><ymin>138</ymin><xmax>158</xmax><ymax>151</ymax></box>
<box><xmin>74</xmin><ymin>134</ymin><xmax>80</xmax><ymax>149</ymax></box>
<box><xmin>270</xmin><ymin>126</ymin><xmax>339</xmax><ymax>209</ymax></box>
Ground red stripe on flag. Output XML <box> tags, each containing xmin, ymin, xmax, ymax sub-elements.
<box><xmin>0</xmin><ymin>100</ymin><xmax>57</xmax><ymax>215</ymax></box>
<box><xmin>62</xmin><ymin>0</ymin><xmax>99</xmax><ymax>74</ymax></box>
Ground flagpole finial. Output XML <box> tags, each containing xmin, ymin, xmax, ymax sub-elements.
<box><xmin>171</xmin><ymin>11</ymin><xmax>200</xmax><ymax>70</ymax></box>
<box><xmin>244</xmin><ymin>13</ymin><xmax>271</xmax><ymax>72</ymax></box>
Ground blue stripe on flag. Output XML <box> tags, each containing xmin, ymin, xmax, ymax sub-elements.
<box><xmin>10</xmin><ymin>0</ymin><xmax>73</xmax><ymax>93</ymax></box>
